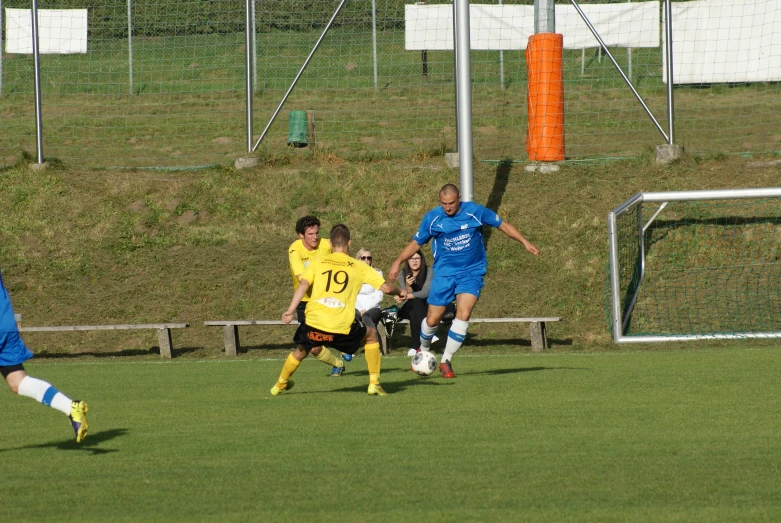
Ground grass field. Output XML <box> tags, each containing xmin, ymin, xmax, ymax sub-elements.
<box><xmin>2</xmin><ymin>347</ymin><xmax>781</xmax><ymax>521</ymax></box>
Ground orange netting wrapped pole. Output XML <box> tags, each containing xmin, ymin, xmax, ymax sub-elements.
<box><xmin>526</xmin><ymin>33</ymin><xmax>565</xmax><ymax>162</ymax></box>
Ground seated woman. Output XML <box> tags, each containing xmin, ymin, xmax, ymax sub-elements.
<box><xmin>394</xmin><ymin>250</ymin><xmax>433</xmax><ymax>356</ymax></box>
<box><xmin>354</xmin><ymin>248</ymin><xmax>384</xmax><ymax>343</ymax></box>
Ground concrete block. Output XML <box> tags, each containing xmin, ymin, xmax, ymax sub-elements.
<box><xmin>655</xmin><ymin>144</ymin><xmax>684</xmax><ymax>165</ymax></box>
<box><xmin>234</xmin><ymin>156</ymin><xmax>260</xmax><ymax>170</ymax></box>
<box><xmin>444</xmin><ymin>152</ymin><xmax>459</xmax><ymax>169</ymax></box>
<box><xmin>524</xmin><ymin>163</ymin><xmax>561</xmax><ymax>173</ymax></box>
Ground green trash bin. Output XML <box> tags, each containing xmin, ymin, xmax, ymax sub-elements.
<box><xmin>287</xmin><ymin>111</ymin><xmax>308</xmax><ymax>147</ymax></box>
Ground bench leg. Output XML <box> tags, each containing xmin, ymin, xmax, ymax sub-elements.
<box><xmin>224</xmin><ymin>325</ymin><xmax>239</xmax><ymax>357</ymax></box>
<box><xmin>158</xmin><ymin>328</ymin><xmax>173</xmax><ymax>359</ymax></box>
<box><xmin>377</xmin><ymin>322</ymin><xmax>389</xmax><ymax>356</ymax></box>
<box><xmin>530</xmin><ymin>321</ymin><xmax>548</xmax><ymax>352</ymax></box>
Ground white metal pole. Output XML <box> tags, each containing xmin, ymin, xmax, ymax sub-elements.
<box><xmin>498</xmin><ymin>0</ymin><xmax>504</xmax><ymax>91</ymax></box>
<box><xmin>127</xmin><ymin>0</ymin><xmax>133</xmax><ymax>95</ymax></box>
<box><xmin>664</xmin><ymin>0</ymin><xmax>675</xmax><ymax>144</ymax></box>
<box><xmin>244</xmin><ymin>0</ymin><xmax>253</xmax><ymax>152</ymax></box>
<box><xmin>627</xmin><ymin>0</ymin><xmax>632</xmax><ymax>82</ymax></box>
<box><xmin>455</xmin><ymin>0</ymin><xmax>473</xmax><ymax>201</ymax></box>
<box><xmin>252</xmin><ymin>0</ymin><xmax>257</xmax><ymax>92</ymax></box>
<box><xmin>371</xmin><ymin>0</ymin><xmax>378</xmax><ymax>90</ymax></box>
<box><xmin>452</xmin><ymin>0</ymin><xmax>458</xmax><ymax>150</ymax></box>
<box><xmin>31</xmin><ymin>0</ymin><xmax>44</xmax><ymax>163</ymax></box>
<box><xmin>0</xmin><ymin>0</ymin><xmax>4</xmax><ymax>97</ymax></box>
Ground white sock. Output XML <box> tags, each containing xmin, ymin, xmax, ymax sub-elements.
<box><xmin>420</xmin><ymin>319</ymin><xmax>438</xmax><ymax>350</ymax></box>
<box><xmin>18</xmin><ymin>376</ymin><xmax>72</xmax><ymax>415</ymax></box>
<box><xmin>442</xmin><ymin>319</ymin><xmax>468</xmax><ymax>363</ymax></box>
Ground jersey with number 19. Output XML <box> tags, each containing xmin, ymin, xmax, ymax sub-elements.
<box><xmin>301</xmin><ymin>253</ymin><xmax>386</xmax><ymax>334</ymax></box>
<box><xmin>413</xmin><ymin>201</ymin><xmax>503</xmax><ymax>277</ymax></box>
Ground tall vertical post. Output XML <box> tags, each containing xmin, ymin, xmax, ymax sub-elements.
<box><xmin>0</xmin><ymin>0</ymin><xmax>4</xmax><ymax>97</ymax></box>
<box><xmin>498</xmin><ymin>0</ymin><xmax>504</xmax><ymax>90</ymax></box>
<box><xmin>452</xmin><ymin>0</ymin><xmax>459</xmax><ymax>150</ymax></box>
<box><xmin>454</xmin><ymin>0</ymin><xmax>473</xmax><ymax>201</ymax></box>
<box><xmin>534</xmin><ymin>0</ymin><xmax>555</xmax><ymax>33</ymax></box>
<box><xmin>252</xmin><ymin>0</ymin><xmax>257</xmax><ymax>92</ymax></box>
<box><xmin>371</xmin><ymin>0</ymin><xmax>378</xmax><ymax>90</ymax></box>
<box><xmin>31</xmin><ymin>0</ymin><xmax>44</xmax><ymax>164</ymax></box>
<box><xmin>627</xmin><ymin>0</ymin><xmax>632</xmax><ymax>82</ymax></box>
<box><xmin>127</xmin><ymin>0</ymin><xmax>133</xmax><ymax>95</ymax></box>
<box><xmin>664</xmin><ymin>0</ymin><xmax>675</xmax><ymax>144</ymax></box>
<box><xmin>244</xmin><ymin>0</ymin><xmax>253</xmax><ymax>152</ymax></box>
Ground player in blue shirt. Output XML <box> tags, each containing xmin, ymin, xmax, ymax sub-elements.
<box><xmin>389</xmin><ymin>184</ymin><xmax>539</xmax><ymax>378</ymax></box>
<box><xmin>0</xmin><ymin>268</ymin><xmax>89</xmax><ymax>442</ymax></box>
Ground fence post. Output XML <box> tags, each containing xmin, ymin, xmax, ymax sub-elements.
<box><xmin>127</xmin><ymin>0</ymin><xmax>133</xmax><ymax>95</ymax></box>
<box><xmin>31</xmin><ymin>0</ymin><xmax>45</xmax><ymax>164</ymax></box>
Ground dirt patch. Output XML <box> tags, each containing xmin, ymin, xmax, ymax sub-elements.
<box><xmin>176</xmin><ymin>210</ymin><xmax>198</xmax><ymax>225</ymax></box>
<box><xmin>294</xmin><ymin>205</ymin><xmax>309</xmax><ymax>218</ymax></box>
<box><xmin>211</xmin><ymin>137</ymin><xmax>232</xmax><ymax>144</ymax></box>
<box><xmin>129</xmin><ymin>200</ymin><xmax>146</xmax><ymax>213</ymax></box>
<box><xmin>477</xmin><ymin>126</ymin><xmax>498</xmax><ymax>135</ymax></box>
<box><xmin>345</xmin><ymin>62</ymin><xmax>358</xmax><ymax>71</ymax></box>
<box><xmin>360</xmin><ymin>137</ymin><xmax>376</xmax><ymax>143</ymax></box>
<box><xmin>166</xmin><ymin>199</ymin><xmax>181</xmax><ymax>211</ymax></box>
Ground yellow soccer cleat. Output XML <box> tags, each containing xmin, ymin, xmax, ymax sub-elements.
<box><xmin>69</xmin><ymin>400</ymin><xmax>89</xmax><ymax>443</ymax></box>
<box><xmin>367</xmin><ymin>383</ymin><xmax>388</xmax><ymax>396</ymax></box>
<box><xmin>270</xmin><ymin>380</ymin><xmax>294</xmax><ymax>396</ymax></box>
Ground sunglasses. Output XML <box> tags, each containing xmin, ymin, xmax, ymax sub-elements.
<box><xmin>360</xmin><ymin>256</ymin><xmax>373</xmax><ymax>261</ymax></box>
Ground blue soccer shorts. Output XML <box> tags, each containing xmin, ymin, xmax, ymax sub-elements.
<box><xmin>428</xmin><ymin>269</ymin><xmax>485</xmax><ymax>306</ymax></box>
<box><xmin>0</xmin><ymin>331</ymin><xmax>33</xmax><ymax>367</ymax></box>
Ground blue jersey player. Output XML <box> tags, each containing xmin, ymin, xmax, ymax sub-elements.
<box><xmin>0</xmin><ymin>268</ymin><xmax>89</xmax><ymax>442</ymax></box>
<box><xmin>389</xmin><ymin>184</ymin><xmax>539</xmax><ymax>378</ymax></box>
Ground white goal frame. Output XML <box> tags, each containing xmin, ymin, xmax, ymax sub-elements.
<box><xmin>608</xmin><ymin>187</ymin><xmax>781</xmax><ymax>343</ymax></box>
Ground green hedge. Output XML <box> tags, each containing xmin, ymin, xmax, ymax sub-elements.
<box><xmin>15</xmin><ymin>0</ymin><xmax>667</xmax><ymax>39</ymax></box>
<box><xmin>23</xmin><ymin>0</ymin><xmax>411</xmax><ymax>39</ymax></box>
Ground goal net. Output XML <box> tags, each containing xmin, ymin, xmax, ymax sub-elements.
<box><xmin>608</xmin><ymin>188</ymin><xmax>781</xmax><ymax>342</ymax></box>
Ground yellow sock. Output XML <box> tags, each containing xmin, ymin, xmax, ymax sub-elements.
<box><xmin>364</xmin><ymin>342</ymin><xmax>381</xmax><ymax>385</ymax></box>
<box><xmin>277</xmin><ymin>353</ymin><xmax>301</xmax><ymax>387</ymax></box>
<box><xmin>315</xmin><ymin>347</ymin><xmax>342</xmax><ymax>368</ymax></box>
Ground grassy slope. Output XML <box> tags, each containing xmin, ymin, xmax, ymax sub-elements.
<box><xmin>1</xmin><ymin>151</ymin><xmax>780</xmax><ymax>359</ymax></box>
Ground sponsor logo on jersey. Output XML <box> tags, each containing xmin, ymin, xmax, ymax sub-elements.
<box><xmin>316</xmin><ymin>297</ymin><xmax>345</xmax><ymax>309</ymax></box>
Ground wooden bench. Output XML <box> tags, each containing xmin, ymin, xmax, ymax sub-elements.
<box><xmin>204</xmin><ymin>320</ymin><xmax>300</xmax><ymax>357</ymax></box>
<box><xmin>378</xmin><ymin>317</ymin><xmax>562</xmax><ymax>355</ymax></box>
<box><xmin>205</xmin><ymin>317</ymin><xmax>562</xmax><ymax>357</ymax></box>
<box><xmin>17</xmin><ymin>323</ymin><xmax>190</xmax><ymax>359</ymax></box>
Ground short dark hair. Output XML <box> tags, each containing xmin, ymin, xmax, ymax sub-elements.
<box><xmin>329</xmin><ymin>224</ymin><xmax>350</xmax><ymax>248</ymax></box>
<box><xmin>295</xmin><ymin>215</ymin><xmax>320</xmax><ymax>236</ymax></box>
<box><xmin>440</xmin><ymin>184</ymin><xmax>460</xmax><ymax>198</ymax></box>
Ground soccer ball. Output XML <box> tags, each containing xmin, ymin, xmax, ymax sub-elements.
<box><xmin>411</xmin><ymin>350</ymin><xmax>438</xmax><ymax>376</ymax></box>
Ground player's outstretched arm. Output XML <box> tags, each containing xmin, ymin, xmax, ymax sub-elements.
<box><xmin>388</xmin><ymin>240</ymin><xmax>422</xmax><ymax>281</ymax></box>
<box><xmin>380</xmin><ymin>282</ymin><xmax>407</xmax><ymax>301</ymax></box>
<box><xmin>497</xmin><ymin>221</ymin><xmax>540</xmax><ymax>257</ymax></box>
<box><xmin>282</xmin><ymin>279</ymin><xmax>310</xmax><ymax>323</ymax></box>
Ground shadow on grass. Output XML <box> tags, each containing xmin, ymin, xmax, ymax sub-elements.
<box><xmin>0</xmin><ymin>428</ymin><xmax>129</xmax><ymax>455</ymax></box>
<box><xmin>389</xmin><ymin>334</ymin><xmax>574</xmax><ymax>350</ymax></box>
<box><xmin>483</xmin><ymin>159</ymin><xmax>512</xmax><ymax>251</ymax></box>
<box><xmin>33</xmin><ymin>346</ymin><xmax>202</xmax><ymax>359</ymax></box>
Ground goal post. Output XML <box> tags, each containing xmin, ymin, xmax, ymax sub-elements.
<box><xmin>608</xmin><ymin>187</ymin><xmax>781</xmax><ymax>343</ymax></box>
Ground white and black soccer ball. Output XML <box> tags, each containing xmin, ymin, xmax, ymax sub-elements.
<box><xmin>411</xmin><ymin>350</ymin><xmax>437</xmax><ymax>376</ymax></box>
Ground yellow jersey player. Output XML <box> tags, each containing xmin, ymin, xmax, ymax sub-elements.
<box><xmin>273</xmin><ymin>224</ymin><xmax>407</xmax><ymax>396</ymax></box>
<box><xmin>288</xmin><ymin>215</ymin><xmax>348</xmax><ymax>373</ymax></box>
<box><xmin>288</xmin><ymin>215</ymin><xmax>332</xmax><ymax>324</ymax></box>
